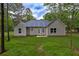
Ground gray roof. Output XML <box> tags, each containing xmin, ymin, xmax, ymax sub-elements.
<box><xmin>25</xmin><ymin>20</ymin><xmax>50</xmax><ymax>27</ymax></box>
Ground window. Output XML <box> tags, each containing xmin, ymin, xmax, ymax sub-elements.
<box><xmin>50</xmin><ymin>28</ymin><xmax>56</xmax><ymax>33</ymax></box>
<box><xmin>42</xmin><ymin>28</ymin><xmax>44</xmax><ymax>33</ymax></box>
<box><xmin>54</xmin><ymin>28</ymin><xmax>56</xmax><ymax>33</ymax></box>
<box><xmin>50</xmin><ymin>28</ymin><xmax>53</xmax><ymax>33</ymax></box>
<box><xmin>38</xmin><ymin>28</ymin><xmax>40</xmax><ymax>33</ymax></box>
<box><xmin>31</xmin><ymin>28</ymin><xmax>33</xmax><ymax>31</ymax></box>
<box><xmin>18</xmin><ymin>28</ymin><xmax>21</xmax><ymax>33</ymax></box>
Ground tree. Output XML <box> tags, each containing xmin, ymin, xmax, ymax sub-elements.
<box><xmin>6</xmin><ymin>3</ymin><xmax>10</xmax><ymax>41</ymax></box>
<box><xmin>43</xmin><ymin>3</ymin><xmax>79</xmax><ymax>32</ymax></box>
<box><xmin>8</xmin><ymin>3</ymin><xmax>24</xmax><ymax>26</ymax></box>
<box><xmin>63</xmin><ymin>3</ymin><xmax>79</xmax><ymax>50</ymax></box>
<box><xmin>9</xmin><ymin>4</ymin><xmax>35</xmax><ymax>26</ymax></box>
<box><xmin>22</xmin><ymin>8</ymin><xmax>36</xmax><ymax>21</ymax></box>
<box><xmin>43</xmin><ymin>3</ymin><xmax>79</xmax><ymax>52</ymax></box>
<box><xmin>44</xmin><ymin>3</ymin><xmax>58</xmax><ymax>19</ymax></box>
<box><xmin>43</xmin><ymin>13</ymin><xmax>56</xmax><ymax>20</ymax></box>
<box><xmin>0</xmin><ymin>3</ymin><xmax>5</xmax><ymax>53</ymax></box>
<box><xmin>0</xmin><ymin>3</ymin><xmax>24</xmax><ymax>31</ymax></box>
<box><xmin>62</xmin><ymin>4</ymin><xmax>79</xmax><ymax>33</ymax></box>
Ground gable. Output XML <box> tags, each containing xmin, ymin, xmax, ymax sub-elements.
<box><xmin>14</xmin><ymin>21</ymin><xmax>25</xmax><ymax>28</ymax></box>
<box><xmin>14</xmin><ymin>20</ymin><xmax>66</xmax><ymax>28</ymax></box>
<box><xmin>48</xmin><ymin>20</ymin><xmax>66</xmax><ymax>27</ymax></box>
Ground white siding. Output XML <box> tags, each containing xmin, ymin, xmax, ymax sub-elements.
<box><xmin>14</xmin><ymin>22</ymin><xmax>26</xmax><ymax>36</ymax></box>
<box><xmin>30</xmin><ymin>28</ymin><xmax>46</xmax><ymax>35</ymax></box>
<box><xmin>14</xmin><ymin>20</ymin><xmax>66</xmax><ymax>36</ymax></box>
<box><xmin>29</xmin><ymin>28</ymin><xmax>38</xmax><ymax>35</ymax></box>
<box><xmin>48</xmin><ymin>20</ymin><xmax>66</xmax><ymax>35</ymax></box>
<box><xmin>46</xmin><ymin>28</ymin><xmax>49</xmax><ymax>36</ymax></box>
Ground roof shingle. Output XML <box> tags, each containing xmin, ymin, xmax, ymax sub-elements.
<box><xmin>25</xmin><ymin>20</ymin><xmax>50</xmax><ymax>27</ymax></box>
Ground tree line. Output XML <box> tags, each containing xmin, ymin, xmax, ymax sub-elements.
<box><xmin>0</xmin><ymin>3</ymin><xmax>35</xmax><ymax>32</ymax></box>
<box><xmin>43</xmin><ymin>3</ymin><xmax>79</xmax><ymax>33</ymax></box>
<box><xmin>0</xmin><ymin>3</ymin><xmax>79</xmax><ymax>33</ymax></box>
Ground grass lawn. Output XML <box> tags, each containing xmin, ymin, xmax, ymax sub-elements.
<box><xmin>0</xmin><ymin>32</ymin><xmax>79</xmax><ymax>56</ymax></box>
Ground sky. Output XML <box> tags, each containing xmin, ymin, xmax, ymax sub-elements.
<box><xmin>23</xmin><ymin>3</ymin><xmax>48</xmax><ymax>20</ymax></box>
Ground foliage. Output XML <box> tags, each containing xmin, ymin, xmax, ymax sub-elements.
<box><xmin>22</xmin><ymin>8</ymin><xmax>36</xmax><ymax>21</ymax></box>
<box><xmin>0</xmin><ymin>15</ymin><xmax>13</xmax><ymax>31</ymax></box>
<box><xmin>43</xmin><ymin>3</ymin><xmax>79</xmax><ymax>32</ymax></box>
<box><xmin>0</xmin><ymin>3</ymin><xmax>35</xmax><ymax>31</ymax></box>
<box><xmin>43</xmin><ymin>13</ymin><xmax>56</xmax><ymax>21</ymax></box>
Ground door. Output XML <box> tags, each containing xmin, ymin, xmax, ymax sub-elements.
<box><xmin>26</xmin><ymin>27</ymin><xmax>30</xmax><ymax>35</ymax></box>
<box><xmin>38</xmin><ymin>28</ymin><xmax>45</xmax><ymax>35</ymax></box>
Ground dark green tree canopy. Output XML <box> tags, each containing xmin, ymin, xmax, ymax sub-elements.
<box><xmin>43</xmin><ymin>3</ymin><xmax>79</xmax><ymax>30</ymax></box>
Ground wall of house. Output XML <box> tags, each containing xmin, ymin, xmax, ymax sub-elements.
<box><xmin>14</xmin><ymin>22</ymin><xmax>26</xmax><ymax>36</ymax></box>
<box><xmin>48</xmin><ymin>20</ymin><xmax>66</xmax><ymax>35</ymax></box>
<box><xmin>46</xmin><ymin>28</ymin><xmax>49</xmax><ymax>36</ymax></box>
<box><xmin>14</xmin><ymin>20</ymin><xmax>66</xmax><ymax>36</ymax></box>
<box><xmin>29</xmin><ymin>27</ymin><xmax>46</xmax><ymax>35</ymax></box>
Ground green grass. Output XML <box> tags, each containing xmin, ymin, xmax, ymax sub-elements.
<box><xmin>0</xmin><ymin>32</ymin><xmax>79</xmax><ymax>56</ymax></box>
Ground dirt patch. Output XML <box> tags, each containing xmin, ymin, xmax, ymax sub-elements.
<box><xmin>35</xmin><ymin>43</ymin><xmax>46</xmax><ymax>56</ymax></box>
<box><xmin>73</xmin><ymin>48</ymin><xmax>79</xmax><ymax>55</ymax></box>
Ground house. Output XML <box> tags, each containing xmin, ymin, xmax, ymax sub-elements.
<box><xmin>14</xmin><ymin>19</ymin><xmax>66</xmax><ymax>36</ymax></box>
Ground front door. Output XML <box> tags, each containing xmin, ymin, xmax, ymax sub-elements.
<box><xmin>26</xmin><ymin>27</ymin><xmax>30</xmax><ymax>35</ymax></box>
<box><xmin>38</xmin><ymin>28</ymin><xmax>45</xmax><ymax>35</ymax></box>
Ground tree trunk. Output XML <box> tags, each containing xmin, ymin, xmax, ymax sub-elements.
<box><xmin>0</xmin><ymin>3</ymin><xmax>5</xmax><ymax>53</ymax></box>
<box><xmin>6</xmin><ymin>3</ymin><xmax>10</xmax><ymax>41</ymax></box>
